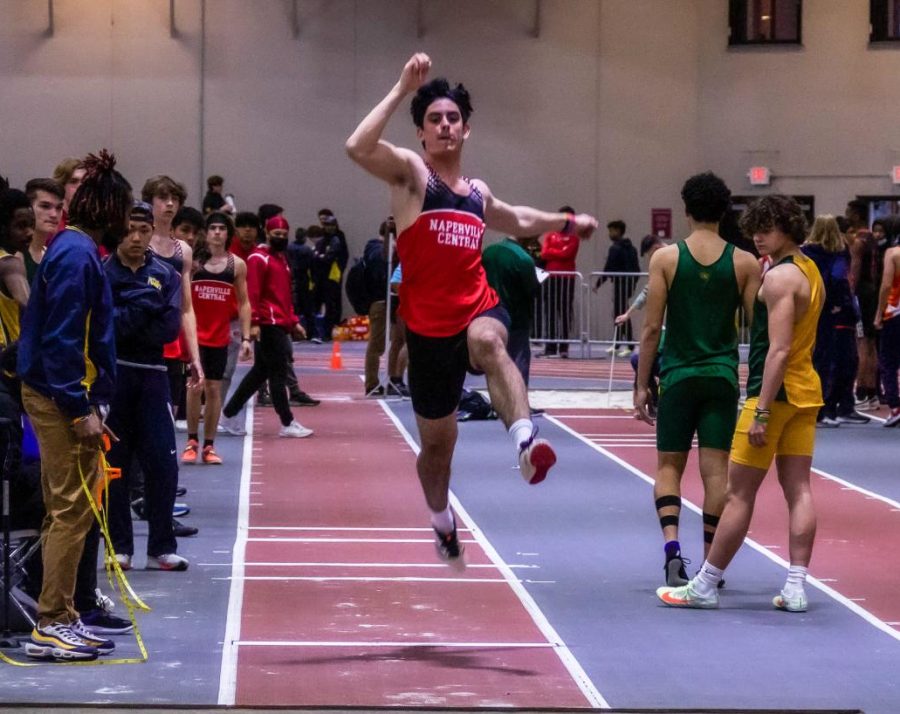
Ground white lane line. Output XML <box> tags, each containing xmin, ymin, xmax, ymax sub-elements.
<box><xmin>248</xmin><ymin>537</ymin><xmax>479</xmax><ymax>544</ymax></box>
<box><xmin>242</xmin><ymin>561</ymin><xmax>537</xmax><ymax>569</ymax></box>
<box><xmin>549</xmin><ymin>415</ymin><xmax>634</xmax><ymax>419</ymax></box>
<box><xmin>811</xmin><ymin>466</ymin><xmax>900</xmax><ymax>510</ymax></box>
<box><xmin>218</xmin><ymin>576</ymin><xmax>515</xmax><ymax>583</ymax></box>
<box><xmin>547</xmin><ymin>414</ymin><xmax>900</xmax><ymax>644</ymax></box>
<box><xmin>248</xmin><ymin>526</ymin><xmax>467</xmax><ymax>532</ymax></box>
<box><xmin>217</xmin><ymin>407</ymin><xmax>253</xmax><ymax>706</ymax></box>
<box><xmin>380</xmin><ymin>402</ymin><xmax>609</xmax><ymax>709</ymax></box>
<box><xmin>233</xmin><ymin>640</ymin><xmax>554</xmax><ymax>648</ymax></box>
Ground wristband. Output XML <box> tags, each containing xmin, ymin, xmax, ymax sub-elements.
<box><xmin>753</xmin><ymin>407</ymin><xmax>770</xmax><ymax>424</ymax></box>
<box><xmin>241</xmin><ymin>337</ymin><xmax>251</xmax><ymax>342</ymax></box>
<box><xmin>71</xmin><ymin>414</ymin><xmax>91</xmax><ymax>426</ymax></box>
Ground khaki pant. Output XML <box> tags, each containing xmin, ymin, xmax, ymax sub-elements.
<box><xmin>22</xmin><ymin>385</ymin><xmax>100</xmax><ymax>626</ymax></box>
<box><xmin>365</xmin><ymin>300</ymin><xmax>387</xmax><ymax>392</ymax></box>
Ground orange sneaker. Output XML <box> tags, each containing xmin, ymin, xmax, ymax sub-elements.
<box><xmin>181</xmin><ymin>439</ymin><xmax>198</xmax><ymax>464</ymax></box>
<box><xmin>201</xmin><ymin>445</ymin><xmax>223</xmax><ymax>465</ymax></box>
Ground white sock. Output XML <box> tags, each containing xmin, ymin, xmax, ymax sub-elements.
<box><xmin>509</xmin><ymin>419</ymin><xmax>533</xmax><ymax>451</ymax></box>
<box><xmin>782</xmin><ymin>564</ymin><xmax>808</xmax><ymax>598</ymax></box>
<box><xmin>692</xmin><ymin>561</ymin><xmax>724</xmax><ymax>598</ymax></box>
<box><xmin>430</xmin><ymin>506</ymin><xmax>454</xmax><ymax>535</ymax></box>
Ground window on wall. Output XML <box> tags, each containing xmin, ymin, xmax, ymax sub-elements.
<box><xmin>729</xmin><ymin>0</ymin><xmax>802</xmax><ymax>45</ymax></box>
<box><xmin>870</xmin><ymin>0</ymin><xmax>900</xmax><ymax>41</ymax></box>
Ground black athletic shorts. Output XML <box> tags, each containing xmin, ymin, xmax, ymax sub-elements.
<box><xmin>199</xmin><ymin>345</ymin><xmax>228</xmax><ymax>381</ymax></box>
<box><xmin>406</xmin><ymin>304</ymin><xmax>511</xmax><ymax>420</ymax></box>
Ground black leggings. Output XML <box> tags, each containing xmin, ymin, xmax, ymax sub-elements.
<box><xmin>224</xmin><ymin>326</ymin><xmax>294</xmax><ymax>426</ymax></box>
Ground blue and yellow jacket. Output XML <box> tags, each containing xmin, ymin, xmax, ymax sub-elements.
<box><xmin>104</xmin><ymin>250</ymin><xmax>182</xmax><ymax>365</ymax></box>
<box><xmin>17</xmin><ymin>228</ymin><xmax>116</xmax><ymax>418</ymax></box>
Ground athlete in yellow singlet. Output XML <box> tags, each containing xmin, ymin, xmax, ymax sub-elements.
<box><xmin>0</xmin><ymin>188</ymin><xmax>34</xmax><ymax>345</ymax></box>
<box><xmin>658</xmin><ymin>195</ymin><xmax>824</xmax><ymax>613</ymax></box>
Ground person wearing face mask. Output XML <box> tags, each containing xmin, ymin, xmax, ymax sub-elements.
<box><xmin>220</xmin><ymin>215</ymin><xmax>313</xmax><ymax>438</ymax></box>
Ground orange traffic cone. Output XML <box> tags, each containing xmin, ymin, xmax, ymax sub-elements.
<box><xmin>330</xmin><ymin>340</ymin><xmax>343</xmax><ymax>370</ymax></box>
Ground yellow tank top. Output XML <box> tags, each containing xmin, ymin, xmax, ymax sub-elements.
<box><xmin>0</xmin><ymin>249</ymin><xmax>21</xmax><ymax>347</ymax></box>
<box><xmin>746</xmin><ymin>252</ymin><xmax>824</xmax><ymax>408</ymax></box>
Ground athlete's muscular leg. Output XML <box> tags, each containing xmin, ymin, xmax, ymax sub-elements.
<box><xmin>705</xmin><ymin>461</ymin><xmax>767</xmax><ymax>571</ymax></box>
<box><xmin>654</xmin><ymin>452</ymin><xmax>688</xmax><ymax>543</ymax></box>
<box><xmin>775</xmin><ymin>455</ymin><xmax>816</xmax><ymax>567</ymax></box>
<box><xmin>415</xmin><ymin>413</ymin><xmax>457</xmax><ymax>512</ymax></box>
<box><xmin>697</xmin><ymin>447</ymin><xmax>729</xmax><ymax>557</ymax></box>
<box><xmin>203</xmin><ymin>380</ymin><xmax>223</xmax><ymax>442</ymax></box>
<box><xmin>467</xmin><ymin>316</ymin><xmax>529</xmax><ymax>427</ymax></box>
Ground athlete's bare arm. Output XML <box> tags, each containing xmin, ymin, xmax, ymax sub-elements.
<box><xmin>874</xmin><ymin>247</ymin><xmax>900</xmax><ymax>330</ymax></box>
<box><xmin>0</xmin><ymin>254</ymin><xmax>30</xmax><ymax>307</ymax></box>
<box><xmin>178</xmin><ymin>239</ymin><xmax>204</xmax><ymax>388</ymax></box>
<box><xmin>233</xmin><ymin>257</ymin><xmax>253</xmax><ymax>361</ymax></box>
<box><xmin>635</xmin><ymin>244</ymin><xmax>677</xmax><ymax>424</ymax></box>
<box><xmin>475</xmin><ymin>183</ymin><xmax>597</xmax><ymax>239</ymax></box>
<box><xmin>345</xmin><ymin>53</ymin><xmax>431</xmax><ymax>232</ymax></box>
<box><xmin>748</xmin><ymin>265</ymin><xmax>807</xmax><ymax>446</ymax></box>
<box><xmin>734</xmin><ymin>248</ymin><xmax>762</xmax><ymax>324</ymax></box>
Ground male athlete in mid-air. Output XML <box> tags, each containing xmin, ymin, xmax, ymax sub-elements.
<box><xmin>346</xmin><ymin>53</ymin><xmax>597</xmax><ymax>565</ymax></box>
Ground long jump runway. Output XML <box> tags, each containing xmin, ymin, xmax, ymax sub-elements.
<box><xmin>223</xmin><ymin>356</ymin><xmax>897</xmax><ymax>712</ymax></box>
<box><xmin>223</xmin><ymin>372</ymin><xmax>598</xmax><ymax>709</ymax></box>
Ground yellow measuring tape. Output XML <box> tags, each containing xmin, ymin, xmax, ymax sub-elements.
<box><xmin>1</xmin><ymin>443</ymin><xmax>152</xmax><ymax>666</ymax></box>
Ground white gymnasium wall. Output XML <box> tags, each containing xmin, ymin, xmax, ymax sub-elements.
<box><xmin>696</xmin><ymin>0</ymin><xmax>900</xmax><ymax>215</ymax></box>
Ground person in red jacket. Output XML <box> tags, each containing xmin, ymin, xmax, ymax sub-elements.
<box><xmin>540</xmin><ymin>205</ymin><xmax>580</xmax><ymax>357</ymax></box>
<box><xmin>220</xmin><ymin>215</ymin><xmax>313</xmax><ymax>438</ymax></box>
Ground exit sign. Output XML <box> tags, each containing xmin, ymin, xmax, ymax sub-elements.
<box><xmin>749</xmin><ymin>166</ymin><xmax>771</xmax><ymax>186</ymax></box>
<box><xmin>893</xmin><ymin>166</ymin><xmax>900</xmax><ymax>185</ymax></box>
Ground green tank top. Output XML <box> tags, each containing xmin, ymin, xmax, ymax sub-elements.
<box><xmin>660</xmin><ymin>241</ymin><xmax>740</xmax><ymax>390</ymax></box>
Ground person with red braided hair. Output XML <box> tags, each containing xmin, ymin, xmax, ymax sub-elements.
<box><xmin>220</xmin><ymin>214</ymin><xmax>313</xmax><ymax>438</ymax></box>
<box><xmin>17</xmin><ymin>149</ymin><xmax>129</xmax><ymax>661</ymax></box>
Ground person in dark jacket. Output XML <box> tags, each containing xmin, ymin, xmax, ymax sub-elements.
<box><xmin>363</xmin><ymin>219</ymin><xmax>394</xmax><ymax>395</ymax></box>
<box><xmin>802</xmin><ymin>215</ymin><xmax>865</xmax><ymax>426</ymax></box>
<box><xmin>595</xmin><ymin>220</ymin><xmax>640</xmax><ymax>355</ymax></box>
<box><xmin>311</xmin><ymin>211</ymin><xmax>349</xmax><ymax>341</ymax></box>
<box><xmin>17</xmin><ymin>150</ymin><xmax>127</xmax><ymax>661</ymax></box>
<box><xmin>287</xmin><ymin>226</ymin><xmax>316</xmax><ymax>335</ymax></box>
<box><xmin>104</xmin><ymin>201</ymin><xmax>187</xmax><ymax>572</ymax></box>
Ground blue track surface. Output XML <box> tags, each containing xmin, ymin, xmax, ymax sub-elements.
<box><xmin>388</xmin><ymin>400</ymin><xmax>900</xmax><ymax>713</ymax></box>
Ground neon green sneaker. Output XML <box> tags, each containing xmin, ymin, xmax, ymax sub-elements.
<box><xmin>773</xmin><ymin>591</ymin><xmax>808</xmax><ymax>612</ymax></box>
<box><xmin>656</xmin><ymin>580</ymin><xmax>719</xmax><ymax>609</ymax></box>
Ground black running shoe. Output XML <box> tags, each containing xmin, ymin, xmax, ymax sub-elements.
<box><xmin>172</xmin><ymin>519</ymin><xmax>199</xmax><ymax>538</ymax></box>
<box><xmin>290</xmin><ymin>391</ymin><xmax>321</xmax><ymax>407</ymax></box>
<box><xmin>664</xmin><ymin>553</ymin><xmax>690</xmax><ymax>586</ymax></box>
<box><xmin>433</xmin><ymin>526</ymin><xmax>465</xmax><ymax>568</ymax></box>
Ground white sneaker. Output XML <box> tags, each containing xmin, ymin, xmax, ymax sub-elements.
<box><xmin>884</xmin><ymin>409</ymin><xmax>900</xmax><ymax>427</ymax></box>
<box><xmin>773</xmin><ymin>590</ymin><xmax>808</xmax><ymax>612</ymax></box>
<box><xmin>146</xmin><ymin>553</ymin><xmax>189</xmax><ymax>571</ymax></box>
<box><xmin>219</xmin><ymin>412</ymin><xmax>247</xmax><ymax>436</ymax></box>
<box><xmin>518</xmin><ymin>427</ymin><xmax>556</xmax><ymax>485</ymax></box>
<box><xmin>106</xmin><ymin>553</ymin><xmax>132</xmax><ymax>571</ymax></box>
<box><xmin>605</xmin><ymin>345</ymin><xmax>616</xmax><ymax>354</ymax></box>
<box><xmin>279</xmin><ymin>421</ymin><xmax>313</xmax><ymax>438</ymax></box>
<box><xmin>616</xmin><ymin>347</ymin><xmax>632</xmax><ymax>358</ymax></box>
<box><xmin>174</xmin><ymin>419</ymin><xmax>188</xmax><ymax>432</ymax></box>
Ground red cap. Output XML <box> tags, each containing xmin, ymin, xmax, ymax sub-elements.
<box><xmin>265</xmin><ymin>215</ymin><xmax>289</xmax><ymax>232</ymax></box>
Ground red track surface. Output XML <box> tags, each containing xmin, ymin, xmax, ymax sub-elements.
<box><xmin>234</xmin><ymin>373</ymin><xmax>591</xmax><ymax>707</ymax></box>
<box><xmin>552</xmin><ymin>408</ymin><xmax>900</xmax><ymax>629</ymax></box>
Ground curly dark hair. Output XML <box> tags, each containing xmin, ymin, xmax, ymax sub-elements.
<box><xmin>739</xmin><ymin>195</ymin><xmax>807</xmax><ymax>244</ymax></box>
<box><xmin>681</xmin><ymin>172</ymin><xmax>731</xmax><ymax>223</ymax></box>
<box><xmin>67</xmin><ymin>150</ymin><xmax>132</xmax><ymax>234</ymax></box>
<box><xmin>410</xmin><ymin>78</ymin><xmax>473</xmax><ymax>128</ymax></box>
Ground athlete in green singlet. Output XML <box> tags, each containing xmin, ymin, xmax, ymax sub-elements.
<box><xmin>636</xmin><ymin>172</ymin><xmax>761</xmax><ymax>586</ymax></box>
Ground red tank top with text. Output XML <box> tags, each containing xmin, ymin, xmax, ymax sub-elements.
<box><xmin>397</xmin><ymin>167</ymin><xmax>498</xmax><ymax>337</ymax></box>
<box><xmin>192</xmin><ymin>254</ymin><xmax>237</xmax><ymax>347</ymax></box>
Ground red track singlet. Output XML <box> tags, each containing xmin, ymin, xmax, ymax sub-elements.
<box><xmin>397</xmin><ymin>166</ymin><xmax>498</xmax><ymax>337</ymax></box>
